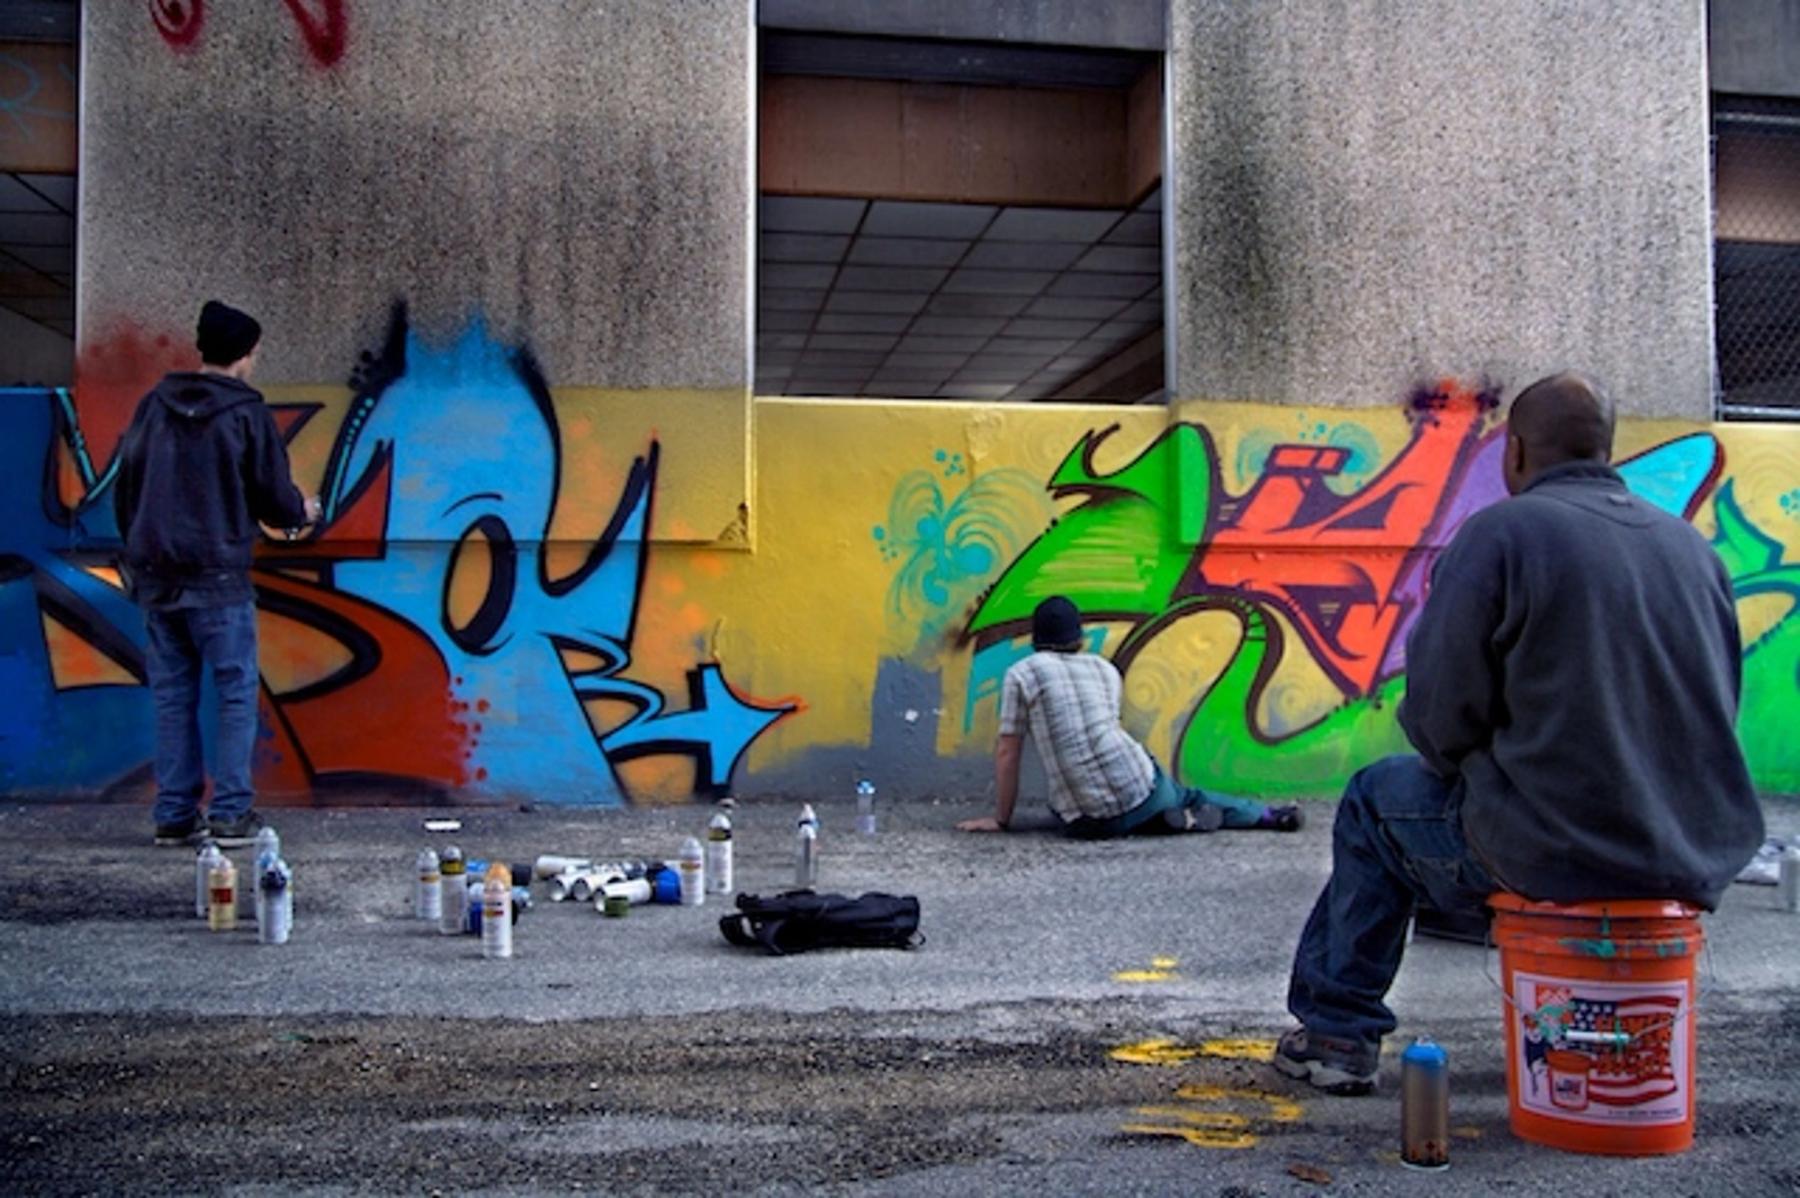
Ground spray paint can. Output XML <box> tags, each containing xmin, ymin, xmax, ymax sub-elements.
<box><xmin>856</xmin><ymin>778</ymin><xmax>877</xmax><ymax>836</ymax></box>
<box><xmin>533</xmin><ymin>854</ymin><xmax>592</xmax><ymax>881</ymax></box>
<box><xmin>439</xmin><ymin>846</ymin><xmax>466</xmax><ymax>936</ymax></box>
<box><xmin>647</xmin><ymin>862</ymin><xmax>682</xmax><ymax>904</ymax></box>
<box><xmin>195</xmin><ymin>840</ymin><xmax>223</xmax><ymax>919</ymax></box>
<box><xmin>1400</xmin><ymin>1038</ymin><xmax>1450</xmax><ymax>1170</ymax></box>
<box><xmin>207</xmin><ymin>854</ymin><xmax>238</xmax><ymax>932</ymax></box>
<box><xmin>706</xmin><ymin>810</ymin><xmax>733</xmax><ymax>896</ymax></box>
<box><xmin>258</xmin><ymin>858</ymin><xmax>293</xmax><ymax>945</ymax></box>
<box><xmin>415</xmin><ymin>848</ymin><xmax>442</xmax><ymax>922</ymax></box>
<box><xmin>481</xmin><ymin>864</ymin><xmax>513</xmax><ymax>959</ymax></box>
<box><xmin>796</xmin><ymin>803</ymin><xmax>819</xmax><ymax>889</ymax></box>
<box><xmin>1778</xmin><ymin>843</ymin><xmax>1800</xmax><ymax>913</ymax></box>
<box><xmin>677</xmin><ymin>837</ymin><xmax>705</xmax><ymax>906</ymax></box>
<box><xmin>251</xmin><ymin>826</ymin><xmax>281</xmax><ymax>928</ymax></box>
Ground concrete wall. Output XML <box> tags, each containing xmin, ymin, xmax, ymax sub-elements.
<box><xmin>1170</xmin><ymin>1</ymin><xmax>1717</xmax><ymax>419</ymax></box>
<box><xmin>7</xmin><ymin>3</ymin><xmax>1795</xmax><ymax>808</ymax></box>
<box><xmin>1711</xmin><ymin>0</ymin><xmax>1800</xmax><ymax>98</ymax></box>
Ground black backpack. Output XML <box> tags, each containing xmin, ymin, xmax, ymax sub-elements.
<box><xmin>719</xmin><ymin>890</ymin><xmax>923</xmax><ymax>955</ymax></box>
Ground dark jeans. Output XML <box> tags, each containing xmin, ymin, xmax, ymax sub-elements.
<box><xmin>144</xmin><ymin>600</ymin><xmax>259</xmax><ymax>827</ymax></box>
<box><xmin>1286</xmin><ymin>755</ymin><xmax>1496</xmax><ymax>1048</ymax></box>
<box><xmin>1064</xmin><ymin>764</ymin><xmax>1270</xmax><ymax>839</ymax></box>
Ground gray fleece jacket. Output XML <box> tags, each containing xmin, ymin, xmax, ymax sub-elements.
<box><xmin>1398</xmin><ymin>461</ymin><xmax>1762</xmax><ymax>909</ymax></box>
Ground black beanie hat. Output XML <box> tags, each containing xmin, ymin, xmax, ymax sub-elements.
<box><xmin>1031</xmin><ymin>595</ymin><xmax>1082</xmax><ymax>651</ymax></box>
<box><xmin>196</xmin><ymin>300</ymin><xmax>262</xmax><ymax>366</ymax></box>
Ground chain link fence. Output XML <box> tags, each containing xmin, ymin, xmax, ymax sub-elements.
<box><xmin>1713</xmin><ymin>96</ymin><xmax>1800</xmax><ymax>416</ymax></box>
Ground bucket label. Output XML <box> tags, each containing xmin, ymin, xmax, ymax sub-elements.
<box><xmin>1513</xmin><ymin>971</ymin><xmax>1689</xmax><ymax>1126</ymax></box>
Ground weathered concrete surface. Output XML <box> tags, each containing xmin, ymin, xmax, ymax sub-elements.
<box><xmin>1171</xmin><ymin>1</ymin><xmax>1716</xmax><ymax>419</ymax></box>
<box><xmin>1</xmin><ymin>796</ymin><xmax>1796</xmax><ymax>1194</ymax></box>
<box><xmin>79</xmin><ymin>2</ymin><xmax>750</xmax><ymax>389</ymax></box>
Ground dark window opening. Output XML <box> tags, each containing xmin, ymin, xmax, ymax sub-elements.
<box><xmin>756</xmin><ymin>32</ymin><xmax>1165</xmax><ymax>403</ymax></box>
<box><xmin>1713</xmin><ymin>94</ymin><xmax>1800</xmax><ymax>417</ymax></box>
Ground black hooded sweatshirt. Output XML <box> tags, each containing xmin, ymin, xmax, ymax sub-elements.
<box><xmin>1398</xmin><ymin>461</ymin><xmax>1763</xmax><ymax>910</ymax></box>
<box><xmin>112</xmin><ymin>371</ymin><xmax>309</xmax><ymax>609</ymax></box>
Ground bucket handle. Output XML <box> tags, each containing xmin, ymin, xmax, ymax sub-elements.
<box><xmin>1480</xmin><ymin>930</ymin><xmax>1715</xmax><ymax>1050</ymax></box>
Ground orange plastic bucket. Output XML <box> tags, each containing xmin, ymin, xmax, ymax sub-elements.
<box><xmin>1489</xmin><ymin>893</ymin><xmax>1702</xmax><ymax>1155</ymax></box>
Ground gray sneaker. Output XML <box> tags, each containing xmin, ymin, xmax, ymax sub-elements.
<box><xmin>207</xmin><ymin>809</ymin><xmax>265</xmax><ymax>849</ymax></box>
<box><xmin>1272</xmin><ymin>1026</ymin><xmax>1378</xmax><ymax>1095</ymax></box>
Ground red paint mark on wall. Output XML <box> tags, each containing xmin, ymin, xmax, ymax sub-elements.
<box><xmin>72</xmin><ymin>322</ymin><xmax>196</xmax><ymax>487</ymax></box>
<box><xmin>149</xmin><ymin>0</ymin><xmax>205</xmax><ymax>51</ymax></box>
<box><xmin>148</xmin><ymin>0</ymin><xmax>348</xmax><ymax>68</ymax></box>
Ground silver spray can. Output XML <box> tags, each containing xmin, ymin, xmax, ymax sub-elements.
<box><xmin>795</xmin><ymin>803</ymin><xmax>819</xmax><ymax>889</ymax></box>
<box><xmin>1779</xmin><ymin>843</ymin><xmax>1800</xmax><ymax>913</ymax></box>
<box><xmin>251</xmin><ymin>826</ymin><xmax>280</xmax><ymax>926</ymax></box>
<box><xmin>439</xmin><ymin>846</ymin><xmax>466</xmax><ymax>936</ymax></box>
<box><xmin>678</xmin><ymin>836</ymin><xmax>705</xmax><ymax>906</ymax></box>
<box><xmin>258</xmin><ymin>858</ymin><xmax>292</xmax><ymax>945</ymax></box>
<box><xmin>195</xmin><ymin>839</ymin><xmax>223</xmax><ymax>919</ymax></box>
<box><xmin>1400</xmin><ymin>1038</ymin><xmax>1450</xmax><ymax>1170</ymax></box>
<box><xmin>415</xmin><ymin>848</ymin><xmax>442</xmax><ymax>921</ymax></box>
<box><xmin>856</xmin><ymin>778</ymin><xmax>877</xmax><ymax>836</ymax></box>
<box><xmin>706</xmin><ymin>810</ymin><xmax>733</xmax><ymax>896</ymax></box>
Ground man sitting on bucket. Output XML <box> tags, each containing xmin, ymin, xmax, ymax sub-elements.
<box><xmin>957</xmin><ymin>595</ymin><xmax>1302</xmax><ymax>838</ymax></box>
<box><xmin>1274</xmin><ymin>372</ymin><xmax>1764</xmax><ymax>1096</ymax></box>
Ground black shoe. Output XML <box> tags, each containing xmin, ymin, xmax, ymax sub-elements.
<box><xmin>1272</xmin><ymin>1026</ymin><xmax>1378</xmax><ymax>1095</ymax></box>
<box><xmin>207</xmin><ymin>809</ymin><xmax>265</xmax><ymax>849</ymax></box>
<box><xmin>153</xmin><ymin>816</ymin><xmax>207</xmax><ymax>847</ymax></box>
<box><xmin>1258</xmin><ymin>803</ymin><xmax>1305</xmax><ymax>832</ymax></box>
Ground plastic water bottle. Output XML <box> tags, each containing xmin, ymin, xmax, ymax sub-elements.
<box><xmin>706</xmin><ymin>810</ymin><xmax>733</xmax><ymax>896</ymax></box>
<box><xmin>1401</xmin><ymin>1038</ymin><xmax>1450</xmax><ymax>1170</ymax></box>
<box><xmin>195</xmin><ymin>840</ymin><xmax>223</xmax><ymax>919</ymax></box>
<box><xmin>258</xmin><ymin>858</ymin><xmax>292</xmax><ymax>945</ymax></box>
<box><xmin>439</xmin><ymin>846</ymin><xmax>466</xmax><ymax>936</ymax></box>
<box><xmin>481</xmin><ymin>863</ymin><xmax>513</xmax><ymax>959</ymax></box>
<box><xmin>856</xmin><ymin>779</ymin><xmax>877</xmax><ymax>836</ymax></box>
<box><xmin>415</xmin><ymin>848</ymin><xmax>441</xmax><ymax>922</ymax></box>
<box><xmin>678</xmin><ymin>836</ymin><xmax>705</xmax><ymax>906</ymax></box>
<box><xmin>796</xmin><ymin>803</ymin><xmax>819</xmax><ymax>889</ymax></box>
<box><xmin>252</xmin><ymin>826</ymin><xmax>281</xmax><ymax>932</ymax></box>
<box><xmin>207</xmin><ymin>854</ymin><xmax>238</xmax><ymax>932</ymax></box>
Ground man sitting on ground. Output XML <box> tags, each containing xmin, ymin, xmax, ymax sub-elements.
<box><xmin>957</xmin><ymin>595</ymin><xmax>1302</xmax><ymax>838</ymax></box>
<box><xmin>1274</xmin><ymin>372</ymin><xmax>1764</xmax><ymax>1095</ymax></box>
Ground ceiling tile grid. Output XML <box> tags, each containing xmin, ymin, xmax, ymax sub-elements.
<box><xmin>0</xmin><ymin>171</ymin><xmax>76</xmax><ymax>339</ymax></box>
<box><xmin>756</xmin><ymin>190</ymin><xmax>1163</xmax><ymax>400</ymax></box>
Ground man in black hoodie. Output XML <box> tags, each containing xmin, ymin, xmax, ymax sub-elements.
<box><xmin>1273</xmin><ymin>372</ymin><xmax>1764</xmax><ymax>1096</ymax></box>
<box><xmin>113</xmin><ymin>301</ymin><xmax>319</xmax><ymax>847</ymax></box>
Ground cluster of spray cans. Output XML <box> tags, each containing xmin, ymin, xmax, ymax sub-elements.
<box><xmin>414</xmin><ymin>846</ymin><xmax>529</xmax><ymax>958</ymax></box>
<box><xmin>194</xmin><ymin>825</ymin><xmax>292</xmax><ymax>945</ymax></box>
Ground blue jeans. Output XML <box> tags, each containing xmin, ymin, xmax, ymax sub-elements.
<box><xmin>144</xmin><ymin>601</ymin><xmax>260</xmax><ymax>827</ymax></box>
<box><xmin>1064</xmin><ymin>764</ymin><xmax>1271</xmax><ymax>839</ymax></box>
<box><xmin>1286</xmin><ymin>755</ymin><xmax>1496</xmax><ymax>1048</ymax></box>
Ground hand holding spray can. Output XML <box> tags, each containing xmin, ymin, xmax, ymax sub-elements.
<box><xmin>481</xmin><ymin>863</ymin><xmax>513</xmax><ymax>959</ymax></box>
<box><xmin>415</xmin><ymin>848</ymin><xmax>442</xmax><ymax>921</ymax></box>
<box><xmin>706</xmin><ymin>809</ymin><xmax>733</xmax><ymax>896</ymax></box>
<box><xmin>1400</xmin><ymin>1038</ymin><xmax>1450</xmax><ymax>1170</ymax></box>
<box><xmin>438</xmin><ymin>846</ymin><xmax>466</xmax><ymax>936</ymax></box>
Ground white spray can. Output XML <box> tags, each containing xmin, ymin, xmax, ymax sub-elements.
<box><xmin>439</xmin><ymin>846</ymin><xmax>466</xmax><ymax>936</ymax></box>
<box><xmin>796</xmin><ymin>803</ymin><xmax>819</xmax><ymax>889</ymax></box>
<box><xmin>481</xmin><ymin>863</ymin><xmax>513</xmax><ymax>959</ymax></box>
<box><xmin>706</xmin><ymin>810</ymin><xmax>733</xmax><ymax>896</ymax></box>
<box><xmin>195</xmin><ymin>839</ymin><xmax>223</xmax><ymax>919</ymax></box>
<box><xmin>415</xmin><ymin>848</ymin><xmax>442</xmax><ymax>922</ymax></box>
<box><xmin>1779</xmin><ymin>843</ymin><xmax>1800</xmax><ymax>913</ymax></box>
<box><xmin>258</xmin><ymin>858</ymin><xmax>293</xmax><ymax>945</ymax></box>
<box><xmin>207</xmin><ymin>854</ymin><xmax>238</xmax><ymax>932</ymax></box>
<box><xmin>678</xmin><ymin>836</ymin><xmax>705</xmax><ymax>906</ymax></box>
<box><xmin>856</xmin><ymin>778</ymin><xmax>877</xmax><ymax>836</ymax></box>
<box><xmin>252</xmin><ymin>826</ymin><xmax>281</xmax><ymax>931</ymax></box>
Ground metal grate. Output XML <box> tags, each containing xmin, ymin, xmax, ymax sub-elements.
<box><xmin>1713</xmin><ymin>97</ymin><xmax>1800</xmax><ymax>417</ymax></box>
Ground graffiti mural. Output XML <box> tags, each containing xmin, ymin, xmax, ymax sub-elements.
<box><xmin>964</xmin><ymin>383</ymin><xmax>1800</xmax><ymax>796</ymax></box>
<box><xmin>0</xmin><ymin>308</ymin><xmax>791</xmax><ymax>802</ymax></box>
<box><xmin>149</xmin><ymin>1</ymin><xmax>349</xmax><ymax>68</ymax></box>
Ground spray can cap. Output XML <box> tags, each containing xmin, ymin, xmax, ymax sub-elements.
<box><xmin>484</xmin><ymin>862</ymin><xmax>512</xmax><ymax>887</ymax></box>
<box><xmin>709</xmin><ymin>810</ymin><xmax>732</xmax><ymax>832</ymax></box>
<box><xmin>856</xmin><ymin>778</ymin><xmax>875</xmax><ymax>796</ymax></box>
<box><xmin>798</xmin><ymin>803</ymin><xmax>817</xmax><ymax>827</ymax></box>
<box><xmin>680</xmin><ymin>836</ymin><xmax>703</xmax><ymax>858</ymax></box>
<box><xmin>1402</xmin><ymin>1038</ymin><xmax>1447</xmax><ymax>1068</ymax></box>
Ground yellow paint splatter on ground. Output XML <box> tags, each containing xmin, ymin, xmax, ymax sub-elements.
<box><xmin>1151</xmin><ymin>956</ymin><xmax>1179</xmax><ymax>969</ymax></box>
<box><xmin>1107</xmin><ymin>1037</ymin><xmax>1276</xmax><ymax>1066</ymax></box>
<box><xmin>1112</xmin><ymin>1040</ymin><xmax>1303</xmax><ymax>1150</ymax></box>
<box><xmin>1112</xmin><ymin>969</ymin><xmax>1177</xmax><ymax>983</ymax></box>
<box><xmin>1172</xmin><ymin>1084</ymin><xmax>1304</xmax><ymax>1123</ymax></box>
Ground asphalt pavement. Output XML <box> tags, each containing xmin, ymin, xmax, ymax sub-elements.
<box><xmin>1</xmin><ymin>795</ymin><xmax>1796</xmax><ymax>1196</ymax></box>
